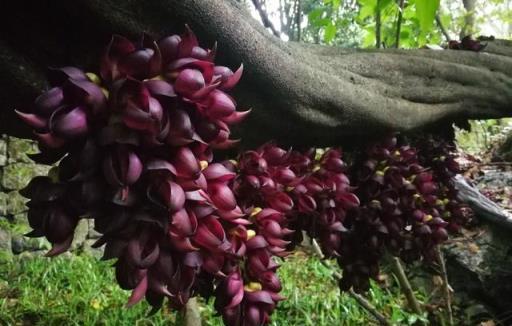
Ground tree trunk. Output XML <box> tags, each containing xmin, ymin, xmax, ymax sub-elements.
<box><xmin>461</xmin><ymin>0</ymin><xmax>477</xmax><ymax>38</ymax></box>
<box><xmin>1</xmin><ymin>0</ymin><xmax>512</xmax><ymax>147</ymax></box>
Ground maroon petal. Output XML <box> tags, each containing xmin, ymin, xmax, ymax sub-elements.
<box><xmin>246</xmin><ymin>235</ymin><xmax>268</xmax><ymax>250</ymax></box>
<box><xmin>216</xmin><ymin>64</ymin><xmax>243</xmax><ymax>91</ymax></box>
<box><xmin>145</xmin><ymin>79</ymin><xmax>176</xmax><ymax>99</ymax></box>
<box><xmin>15</xmin><ymin>110</ymin><xmax>47</xmax><ymax>129</ymax></box>
<box><xmin>126</xmin><ymin>151</ymin><xmax>143</xmax><ymax>184</ymax></box>
<box><xmin>127</xmin><ymin>236</ymin><xmax>160</xmax><ymax>268</ymax></box>
<box><xmin>51</xmin><ymin>106</ymin><xmax>88</xmax><ymax>137</ymax></box>
<box><xmin>172</xmin><ymin>147</ymin><xmax>200</xmax><ymax>179</ymax></box>
<box><xmin>177</xmin><ymin>25</ymin><xmax>199</xmax><ymax>58</ymax></box>
<box><xmin>208</xmin><ymin>183</ymin><xmax>237</xmax><ymax>211</ymax></box>
<box><xmin>146</xmin><ymin>159</ymin><xmax>177</xmax><ymax>175</ymax></box>
<box><xmin>244</xmin><ymin>290</ymin><xmax>275</xmax><ymax>305</ymax></box>
<box><xmin>167</xmin><ymin>109</ymin><xmax>195</xmax><ymax>146</ymax></box>
<box><xmin>64</xmin><ymin>79</ymin><xmax>107</xmax><ymax>115</ymax></box>
<box><xmin>221</xmin><ymin>109</ymin><xmax>251</xmax><ymax>125</ymax></box>
<box><xmin>159</xmin><ymin>34</ymin><xmax>181</xmax><ymax>64</ymax></box>
<box><xmin>175</xmin><ymin>69</ymin><xmax>205</xmax><ymax>97</ymax></box>
<box><xmin>267</xmin><ymin>192</ymin><xmax>293</xmax><ymax>212</ymax></box>
<box><xmin>206</xmin><ymin>90</ymin><xmax>236</xmax><ymax>119</ymax></box>
<box><xmin>35</xmin><ymin>132</ymin><xmax>65</xmax><ymax>148</ymax></box>
<box><xmin>203</xmin><ymin>163</ymin><xmax>236</xmax><ymax>182</ymax></box>
<box><xmin>244</xmin><ymin>305</ymin><xmax>262</xmax><ymax>326</ymax></box>
<box><xmin>47</xmin><ymin>67</ymin><xmax>87</xmax><ymax>85</ymax></box>
<box><xmin>45</xmin><ymin>235</ymin><xmax>73</xmax><ymax>257</ymax></box>
<box><xmin>158</xmin><ymin>180</ymin><xmax>186</xmax><ymax>212</ymax></box>
<box><xmin>34</xmin><ymin>87</ymin><xmax>64</xmax><ymax>116</ymax></box>
<box><xmin>169</xmin><ymin>233</ymin><xmax>199</xmax><ymax>251</ymax></box>
<box><xmin>126</xmin><ymin>275</ymin><xmax>148</xmax><ymax>307</ymax></box>
<box><xmin>193</xmin><ymin>216</ymin><xmax>230</xmax><ymax>252</ymax></box>
<box><xmin>171</xmin><ymin>209</ymin><xmax>197</xmax><ymax>236</ymax></box>
<box><xmin>337</xmin><ymin>192</ymin><xmax>360</xmax><ymax>210</ymax></box>
<box><xmin>101</xmin><ymin>35</ymin><xmax>136</xmax><ymax>81</ymax></box>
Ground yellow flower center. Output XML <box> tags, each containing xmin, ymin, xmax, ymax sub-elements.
<box><xmin>246</xmin><ymin>229</ymin><xmax>257</xmax><ymax>240</ymax></box>
<box><xmin>244</xmin><ymin>282</ymin><xmax>262</xmax><ymax>292</ymax></box>
<box><xmin>200</xmin><ymin>161</ymin><xmax>209</xmax><ymax>171</ymax></box>
<box><xmin>86</xmin><ymin>72</ymin><xmax>101</xmax><ymax>85</ymax></box>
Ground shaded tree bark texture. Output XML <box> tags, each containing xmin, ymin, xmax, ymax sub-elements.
<box><xmin>1</xmin><ymin>0</ymin><xmax>511</xmax><ymax>148</ymax></box>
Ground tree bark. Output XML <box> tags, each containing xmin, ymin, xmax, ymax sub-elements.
<box><xmin>1</xmin><ymin>0</ymin><xmax>512</xmax><ymax>147</ymax></box>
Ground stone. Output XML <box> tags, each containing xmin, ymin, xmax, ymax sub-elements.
<box><xmin>0</xmin><ymin>137</ymin><xmax>6</xmax><ymax>166</ymax></box>
<box><xmin>87</xmin><ymin>219</ymin><xmax>101</xmax><ymax>239</ymax></box>
<box><xmin>444</xmin><ymin>224</ymin><xmax>512</xmax><ymax>315</ymax></box>
<box><xmin>11</xmin><ymin>234</ymin><xmax>50</xmax><ymax>254</ymax></box>
<box><xmin>18</xmin><ymin>250</ymin><xmax>48</xmax><ymax>260</ymax></box>
<box><xmin>71</xmin><ymin>219</ymin><xmax>89</xmax><ymax>250</ymax></box>
<box><xmin>0</xmin><ymin>228</ymin><xmax>12</xmax><ymax>262</ymax></box>
<box><xmin>5</xmin><ymin>191</ymin><xmax>28</xmax><ymax>215</ymax></box>
<box><xmin>1</xmin><ymin>163</ymin><xmax>50</xmax><ymax>190</ymax></box>
<box><xmin>6</xmin><ymin>137</ymin><xmax>38</xmax><ymax>164</ymax></box>
<box><xmin>0</xmin><ymin>192</ymin><xmax>7</xmax><ymax>216</ymax></box>
<box><xmin>83</xmin><ymin>239</ymin><xmax>104</xmax><ymax>259</ymax></box>
<box><xmin>0</xmin><ymin>228</ymin><xmax>12</xmax><ymax>252</ymax></box>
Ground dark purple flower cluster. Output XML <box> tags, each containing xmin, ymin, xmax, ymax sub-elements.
<box><xmin>234</xmin><ymin>145</ymin><xmax>360</xmax><ymax>256</ymax></box>
<box><xmin>448</xmin><ymin>36</ymin><xmax>487</xmax><ymax>52</ymax></box>
<box><xmin>17</xmin><ymin>25</ymin><xmax>474</xmax><ymax>325</ymax></box>
<box><xmin>415</xmin><ymin>135</ymin><xmax>474</xmax><ymax>232</ymax></box>
<box><xmin>18</xmin><ymin>28</ymin><xmax>254</xmax><ymax>313</ymax></box>
<box><xmin>216</xmin><ymin>144</ymin><xmax>360</xmax><ymax>325</ymax></box>
<box><xmin>343</xmin><ymin>135</ymin><xmax>472</xmax><ymax>292</ymax></box>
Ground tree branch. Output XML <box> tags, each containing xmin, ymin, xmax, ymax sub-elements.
<box><xmin>250</xmin><ymin>0</ymin><xmax>281</xmax><ymax>38</ymax></box>
<box><xmin>434</xmin><ymin>246</ymin><xmax>453</xmax><ymax>326</ymax></box>
<box><xmin>296</xmin><ymin>0</ymin><xmax>302</xmax><ymax>42</ymax></box>
<box><xmin>1</xmin><ymin>0</ymin><xmax>512</xmax><ymax>148</ymax></box>
<box><xmin>390</xmin><ymin>257</ymin><xmax>423</xmax><ymax>314</ymax></box>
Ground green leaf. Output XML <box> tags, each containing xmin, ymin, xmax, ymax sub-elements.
<box><xmin>323</xmin><ymin>23</ymin><xmax>337</xmax><ymax>43</ymax></box>
<box><xmin>415</xmin><ymin>0</ymin><xmax>440</xmax><ymax>34</ymax></box>
<box><xmin>376</xmin><ymin>0</ymin><xmax>393</xmax><ymax>11</ymax></box>
<box><xmin>358</xmin><ymin>0</ymin><xmax>376</xmax><ymax>20</ymax></box>
<box><xmin>308</xmin><ymin>8</ymin><xmax>324</xmax><ymax>24</ymax></box>
<box><xmin>317</xmin><ymin>17</ymin><xmax>332</xmax><ymax>27</ymax></box>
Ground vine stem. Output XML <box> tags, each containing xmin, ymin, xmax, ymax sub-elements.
<box><xmin>435</xmin><ymin>14</ymin><xmax>451</xmax><ymax>43</ymax></box>
<box><xmin>390</xmin><ymin>257</ymin><xmax>423</xmax><ymax>315</ymax></box>
<box><xmin>376</xmin><ymin>0</ymin><xmax>382</xmax><ymax>48</ymax></box>
<box><xmin>435</xmin><ymin>246</ymin><xmax>454</xmax><ymax>326</ymax></box>
<box><xmin>395</xmin><ymin>0</ymin><xmax>405</xmax><ymax>48</ymax></box>
<box><xmin>349</xmin><ymin>289</ymin><xmax>392</xmax><ymax>326</ymax></box>
<box><xmin>311</xmin><ymin>239</ymin><xmax>391</xmax><ymax>325</ymax></box>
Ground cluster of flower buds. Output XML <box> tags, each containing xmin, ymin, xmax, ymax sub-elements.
<box><xmin>18</xmin><ymin>25</ymin><xmax>474</xmax><ymax>325</ymax></box>
<box><xmin>344</xmin><ymin>134</ymin><xmax>472</xmax><ymax>292</ymax></box>
<box><xmin>18</xmin><ymin>27</ymin><xmax>258</xmax><ymax>317</ymax></box>
<box><xmin>214</xmin><ymin>144</ymin><xmax>360</xmax><ymax>324</ymax></box>
<box><xmin>234</xmin><ymin>144</ymin><xmax>359</xmax><ymax>257</ymax></box>
<box><xmin>415</xmin><ymin>135</ymin><xmax>474</xmax><ymax>232</ymax></box>
<box><xmin>448</xmin><ymin>35</ymin><xmax>487</xmax><ymax>52</ymax></box>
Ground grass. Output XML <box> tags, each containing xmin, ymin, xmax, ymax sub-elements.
<box><xmin>0</xmin><ymin>250</ymin><xmax>427</xmax><ymax>326</ymax></box>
